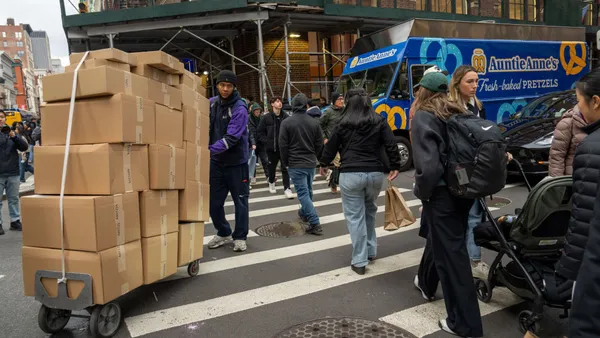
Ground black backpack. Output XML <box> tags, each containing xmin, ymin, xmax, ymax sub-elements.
<box><xmin>443</xmin><ymin>114</ymin><xmax>507</xmax><ymax>199</ymax></box>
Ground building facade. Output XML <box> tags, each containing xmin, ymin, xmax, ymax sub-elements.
<box><xmin>51</xmin><ymin>58</ymin><xmax>64</xmax><ymax>74</ymax></box>
<box><xmin>12</xmin><ymin>58</ymin><xmax>26</xmax><ymax>110</ymax></box>
<box><xmin>0</xmin><ymin>18</ymin><xmax>35</xmax><ymax>70</ymax></box>
<box><xmin>0</xmin><ymin>51</ymin><xmax>16</xmax><ymax>109</ymax></box>
<box><xmin>30</xmin><ymin>30</ymin><xmax>52</xmax><ymax>72</ymax></box>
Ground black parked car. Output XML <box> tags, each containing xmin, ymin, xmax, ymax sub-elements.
<box><xmin>498</xmin><ymin>90</ymin><xmax>578</xmax><ymax>176</ymax></box>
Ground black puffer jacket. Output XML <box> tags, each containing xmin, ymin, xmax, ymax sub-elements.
<box><xmin>257</xmin><ymin>112</ymin><xmax>288</xmax><ymax>152</ymax></box>
<box><xmin>557</xmin><ymin>118</ymin><xmax>600</xmax><ymax>280</ymax></box>
<box><xmin>0</xmin><ymin>131</ymin><xmax>30</xmax><ymax>176</ymax></box>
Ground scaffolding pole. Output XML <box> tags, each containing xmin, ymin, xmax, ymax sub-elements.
<box><xmin>283</xmin><ymin>23</ymin><xmax>292</xmax><ymax>104</ymax></box>
<box><xmin>208</xmin><ymin>50</ymin><xmax>215</xmax><ymax>98</ymax></box>
<box><xmin>108</xmin><ymin>34</ymin><xmax>114</xmax><ymax>48</ymax></box>
<box><xmin>322</xmin><ymin>37</ymin><xmax>329</xmax><ymax>102</ymax></box>
<box><xmin>256</xmin><ymin>18</ymin><xmax>269</xmax><ymax>112</ymax></box>
<box><xmin>228</xmin><ymin>37</ymin><xmax>236</xmax><ymax>73</ymax></box>
<box><xmin>160</xmin><ymin>28</ymin><xmax>182</xmax><ymax>51</ymax></box>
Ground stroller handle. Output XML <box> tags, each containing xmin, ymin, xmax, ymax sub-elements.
<box><xmin>510</xmin><ymin>158</ymin><xmax>533</xmax><ymax>192</ymax></box>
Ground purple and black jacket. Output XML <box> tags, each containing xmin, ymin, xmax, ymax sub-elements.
<box><xmin>208</xmin><ymin>90</ymin><xmax>249</xmax><ymax>166</ymax></box>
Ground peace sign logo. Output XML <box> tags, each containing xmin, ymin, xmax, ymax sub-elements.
<box><xmin>560</xmin><ymin>42</ymin><xmax>587</xmax><ymax>76</ymax></box>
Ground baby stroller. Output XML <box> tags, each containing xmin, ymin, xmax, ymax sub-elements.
<box><xmin>474</xmin><ymin>160</ymin><xmax>574</xmax><ymax>335</ymax></box>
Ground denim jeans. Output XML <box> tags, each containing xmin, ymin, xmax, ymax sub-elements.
<box><xmin>0</xmin><ymin>175</ymin><xmax>21</xmax><ymax>225</ymax></box>
<box><xmin>339</xmin><ymin>172</ymin><xmax>385</xmax><ymax>268</ymax></box>
<box><xmin>466</xmin><ymin>200</ymin><xmax>483</xmax><ymax>261</ymax></box>
<box><xmin>289</xmin><ymin>168</ymin><xmax>319</xmax><ymax>225</ymax></box>
<box><xmin>209</xmin><ymin>160</ymin><xmax>250</xmax><ymax>240</ymax></box>
<box><xmin>20</xmin><ymin>159</ymin><xmax>34</xmax><ymax>182</ymax></box>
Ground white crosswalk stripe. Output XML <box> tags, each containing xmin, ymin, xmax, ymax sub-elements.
<box><xmin>123</xmin><ymin>180</ymin><xmax>529</xmax><ymax>337</ymax></box>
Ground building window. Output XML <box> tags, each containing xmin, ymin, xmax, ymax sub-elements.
<box><xmin>16</xmin><ymin>41</ymin><xmax>23</xmax><ymax>47</ymax></box>
<box><xmin>15</xmin><ymin>32</ymin><xmax>22</xmax><ymax>40</ymax></box>
<box><xmin>1</xmin><ymin>32</ymin><xmax>5</xmax><ymax>38</ymax></box>
<box><xmin>416</xmin><ymin>0</ymin><xmax>471</xmax><ymax>14</ymax></box>
<box><xmin>18</xmin><ymin>51</ymin><xmax>24</xmax><ymax>56</ymax></box>
<box><xmin>527</xmin><ymin>0</ymin><xmax>537</xmax><ymax>21</ymax></box>
<box><xmin>509</xmin><ymin>0</ymin><xmax>525</xmax><ymax>20</ymax></box>
<box><xmin>2</xmin><ymin>41</ymin><xmax>6</xmax><ymax>47</ymax></box>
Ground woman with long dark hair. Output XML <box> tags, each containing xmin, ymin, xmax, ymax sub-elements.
<box><xmin>411</xmin><ymin>72</ymin><xmax>483</xmax><ymax>337</ymax></box>
<box><xmin>320</xmin><ymin>88</ymin><xmax>401</xmax><ymax>275</ymax></box>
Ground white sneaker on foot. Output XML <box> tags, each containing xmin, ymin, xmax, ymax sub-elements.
<box><xmin>269</xmin><ymin>183</ymin><xmax>276</xmax><ymax>194</ymax></box>
<box><xmin>233</xmin><ymin>240</ymin><xmax>247</xmax><ymax>252</ymax></box>
<box><xmin>207</xmin><ymin>235</ymin><xmax>232</xmax><ymax>249</ymax></box>
<box><xmin>414</xmin><ymin>275</ymin><xmax>434</xmax><ymax>301</ymax></box>
<box><xmin>284</xmin><ymin>189</ymin><xmax>294</xmax><ymax>199</ymax></box>
<box><xmin>471</xmin><ymin>261</ymin><xmax>490</xmax><ymax>280</ymax></box>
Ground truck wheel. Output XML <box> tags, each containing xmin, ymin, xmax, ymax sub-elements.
<box><xmin>395</xmin><ymin>136</ymin><xmax>412</xmax><ymax>172</ymax></box>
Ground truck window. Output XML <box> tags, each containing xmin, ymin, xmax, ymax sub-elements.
<box><xmin>363</xmin><ymin>62</ymin><xmax>398</xmax><ymax>99</ymax></box>
<box><xmin>336</xmin><ymin>70</ymin><xmax>366</xmax><ymax>96</ymax></box>
<box><xmin>410</xmin><ymin>64</ymin><xmax>433</xmax><ymax>96</ymax></box>
<box><xmin>390</xmin><ymin>61</ymin><xmax>409</xmax><ymax>100</ymax></box>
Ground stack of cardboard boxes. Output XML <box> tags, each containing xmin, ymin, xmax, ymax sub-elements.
<box><xmin>21</xmin><ymin>48</ymin><xmax>210</xmax><ymax>305</ymax></box>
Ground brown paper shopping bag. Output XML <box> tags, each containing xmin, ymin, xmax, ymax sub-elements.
<box><xmin>384</xmin><ymin>185</ymin><xmax>417</xmax><ymax>231</ymax></box>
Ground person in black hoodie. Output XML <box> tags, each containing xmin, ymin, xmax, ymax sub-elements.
<box><xmin>411</xmin><ymin>72</ymin><xmax>483</xmax><ymax>337</ymax></box>
<box><xmin>320</xmin><ymin>88</ymin><xmax>401</xmax><ymax>275</ymax></box>
<box><xmin>248</xmin><ymin>103</ymin><xmax>269</xmax><ymax>184</ymax></box>
<box><xmin>557</xmin><ymin>69</ymin><xmax>600</xmax><ymax>337</ymax></box>
<box><xmin>279</xmin><ymin>94</ymin><xmax>324</xmax><ymax>235</ymax></box>
<box><xmin>258</xmin><ymin>97</ymin><xmax>293</xmax><ymax>199</ymax></box>
<box><xmin>0</xmin><ymin>111</ymin><xmax>29</xmax><ymax>235</ymax></box>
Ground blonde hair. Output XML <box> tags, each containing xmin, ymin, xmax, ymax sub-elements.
<box><xmin>449</xmin><ymin>65</ymin><xmax>483</xmax><ymax>110</ymax></box>
<box><xmin>413</xmin><ymin>87</ymin><xmax>467</xmax><ymax>120</ymax></box>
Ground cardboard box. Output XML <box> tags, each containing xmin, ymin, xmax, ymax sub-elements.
<box><xmin>179</xmin><ymin>88</ymin><xmax>209</xmax><ymax>114</ymax></box>
<box><xmin>179</xmin><ymin>181</ymin><xmax>210</xmax><ymax>222</ymax></box>
<box><xmin>155</xmin><ymin>104</ymin><xmax>183</xmax><ymax>148</ymax></box>
<box><xmin>179</xmin><ymin>70</ymin><xmax>206</xmax><ymax>95</ymax></box>
<box><xmin>22</xmin><ymin>192</ymin><xmax>140</xmax><ymax>252</ymax></box>
<box><xmin>183</xmin><ymin>105</ymin><xmax>209</xmax><ymax>147</ymax></box>
<box><xmin>132</xmin><ymin>64</ymin><xmax>179</xmax><ymax>86</ymax></box>
<box><xmin>185</xmin><ymin>142</ymin><xmax>209</xmax><ymax>183</ymax></box>
<box><xmin>177</xmin><ymin>222</ymin><xmax>205</xmax><ymax>266</ymax></box>
<box><xmin>70</xmin><ymin>48</ymin><xmax>136</xmax><ymax>66</ymax></box>
<box><xmin>23</xmin><ymin>240</ymin><xmax>143</xmax><ymax>305</ymax></box>
<box><xmin>148</xmin><ymin>79</ymin><xmax>182</xmax><ymax>110</ymax></box>
<box><xmin>140</xmin><ymin>190</ymin><xmax>179</xmax><ymax>238</ymax></box>
<box><xmin>41</xmin><ymin>94</ymin><xmax>156</xmax><ymax>145</ymax></box>
<box><xmin>35</xmin><ymin>144</ymin><xmax>149</xmax><ymax>195</ymax></box>
<box><xmin>65</xmin><ymin>59</ymin><xmax>131</xmax><ymax>73</ymax></box>
<box><xmin>42</xmin><ymin>67</ymin><xmax>148</xmax><ymax>103</ymax></box>
<box><xmin>141</xmin><ymin>233</ymin><xmax>178</xmax><ymax>284</ymax></box>
<box><xmin>149</xmin><ymin>145</ymin><xmax>186</xmax><ymax>190</ymax></box>
<box><xmin>132</xmin><ymin>51</ymin><xmax>184</xmax><ymax>74</ymax></box>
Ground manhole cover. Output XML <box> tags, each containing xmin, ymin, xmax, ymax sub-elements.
<box><xmin>486</xmin><ymin>196</ymin><xmax>512</xmax><ymax>209</ymax></box>
<box><xmin>255</xmin><ymin>221</ymin><xmax>306</xmax><ymax>238</ymax></box>
<box><xmin>273</xmin><ymin>317</ymin><xmax>416</xmax><ymax>338</ymax></box>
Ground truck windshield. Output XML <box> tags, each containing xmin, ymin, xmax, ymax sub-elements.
<box><xmin>337</xmin><ymin>62</ymin><xmax>399</xmax><ymax>99</ymax></box>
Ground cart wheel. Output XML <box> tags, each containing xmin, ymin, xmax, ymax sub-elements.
<box><xmin>518</xmin><ymin>310</ymin><xmax>540</xmax><ymax>334</ymax></box>
<box><xmin>89</xmin><ymin>303</ymin><xmax>122</xmax><ymax>338</ymax></box>
<box><xmin>38</xmin><ymin>304</ymin><xmax>71</xmax><ymax>334</ymax></box>
<box><xmin>187</xmin><ymin>260</ymin><xmax>199</xmax><ymax>277</ymax></box>
<box><xmin>475</xmin><ymin>279</ymin><xmax>493</xmax><ymax>303</ymax></box>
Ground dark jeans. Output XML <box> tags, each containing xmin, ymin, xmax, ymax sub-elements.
<box><xmin>417</xmin><ymin>186</ymin><xmax>483</xmax><ymax>337</ymax></box>
<box><xmin>20</xmin><ymin>159</ymin><xmax>34</xmax><ymax>182</ymax></box>
<box><xmin>289</xmin><ymin>168</ymin><xmax>319</xmax><ymax>225</ymax></box>
<box><xmin>254</xmin><ymin>146</ymin><xmax>269</xmax><ymax>179</ymax></box>
<box><xmin>209</xmin><ymin>160</ymin><xmax>250</xmax><ymax>240</ymax></box>
<box><xmin>267</xmin><ymin>150</ymin><xmax>290</xmax><ymax>190</ymax></box>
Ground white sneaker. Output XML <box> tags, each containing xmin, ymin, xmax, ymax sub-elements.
<box><xmin>269</xmin><ymin>183</ymin><xmax>276</xmax><ymax>194</ymax></box>
<box><xmin>471</xmin><ymin>261</ymin><xmax>490</xmax><ymax>280</ymax></box>
<box><xmin>414</xmin><ymin>275</ymin><xmax>434</xmax><ymax>301</ymax></box>
<box><xmin>233</xmin><ymin>240</ymin><xmax>247</xmax><ymax>252</ymax></box>
<box><xmin>251</xmin><ymin>177</ymin><xmax>257</xmax><ymax>185</ymax></box>
<box><xmin>284</xmin><ymin>189</ymin><xmax>294</xmax><ymax>199</ymax></box>
<box><xmin>438</xmin><ymin>319</ymin><xmax>482</xmax><ymax>338</ymax></box>
<box><xmin>207</xmin><ymin>235</ymin><xmax>232</xmax><ymax>249</ymax></box>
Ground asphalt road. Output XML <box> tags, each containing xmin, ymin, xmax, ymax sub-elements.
<box><xmin>0</xmin><ymin>170</ymin><xmax>570</xmax><ymax>338</ymax></box>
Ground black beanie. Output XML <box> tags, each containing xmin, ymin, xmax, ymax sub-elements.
<box><xmin>331</xmin><ymin>91</ymin><xmax>343</xmax><ymax>103</ymax></box>
<box><xmin>216</xmin><ymin>70</ymin><xmax>237</xmax><ymax>86</ymax></box>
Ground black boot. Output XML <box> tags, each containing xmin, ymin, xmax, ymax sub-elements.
<box><xmin>0</xmin><ymin>225</ymin><xmax>4</xmax><ymax>235</ymax></box>
<box><xmin>10</xmin><ymin>220</ymin><xmax>22</xmax><ymax>231</ymax></box>
<box><xmin>351</xmin><ymin>265</ymin><xmax>366</xmax><ymax>275</ymax></box>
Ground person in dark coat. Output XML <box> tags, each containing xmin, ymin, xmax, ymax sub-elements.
<box><xmin>306</xmin><ymin>106</ymin><xmax>322</xmax><ymax>119</ymax></box>
<box><xmin>279</xmin><ymin>94</ymin><xmax>324</xmax><ymax>235</ymax></box>
<box><xmin>248</xmin><ymin>103</ymin><xmax>269</xmax><ymax>183</ymax></box>
<box><xmin>561</xmin><ymin>69</ymin><xmax>600</xmax><ymax>337</ymax></box>
<box><xmin>206</xmin><ymin>70</ymin><xmax>250</xmax><ymax>253</ymax></box>
<box><xmin>0</xmin><ymin>111</ymin><xmax>30</xmax><ymax>235</ymax></box>
<box><xmin>257</xmin><ymin>97</ymin><xmax>293</xmax><ymax>198</ymax></box>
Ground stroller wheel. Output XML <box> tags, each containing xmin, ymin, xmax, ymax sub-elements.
<box><xmin>518</xmin><ymin>310</ymin><xmax>540</xmax><ymax>334</ymax></box>
<box><xmin>475</xmin><ymin>278</ymin><xmax>493</xmax><ymax>303</ymax></box>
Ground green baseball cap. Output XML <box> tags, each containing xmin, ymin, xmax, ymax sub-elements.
<box><xmin>418</xmin><ymin>72</ymin><xmax>449</xmax><ymax>93</ymax></box>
